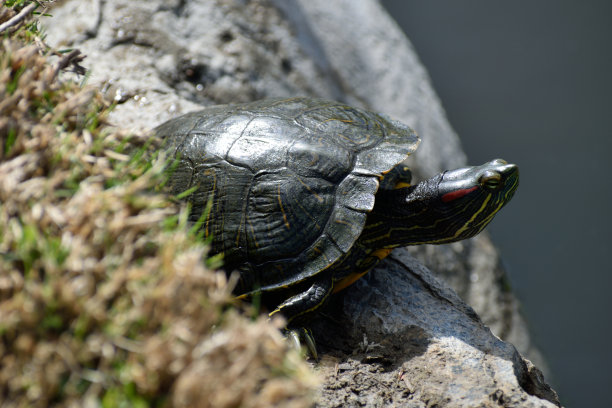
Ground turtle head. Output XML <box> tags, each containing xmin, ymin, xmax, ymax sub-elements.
<box><xmin>428</xmin><ymin>159</ymin><xmax>519</xmax><ymax>243</ymax></box>
<box><xmin>365</xmin><ymin>159</ymin><xmax>519</xmax><ymax>246</ymax></box>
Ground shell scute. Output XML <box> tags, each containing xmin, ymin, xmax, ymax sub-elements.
<box><xmin>156</xmin><ymin>97</ymin><xmax>420</xmax><ymax>292</ymax></box>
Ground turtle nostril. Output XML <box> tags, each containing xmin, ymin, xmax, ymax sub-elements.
<box><xmin>498</xmin><ymin>163</ymin><xmax>519</xmax><ymax>177</ymax></box>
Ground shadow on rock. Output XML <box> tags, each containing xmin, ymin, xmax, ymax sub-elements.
<box><xmin>311</xmin><ymin>249</ymin><xmax>560</xmax><ymax>407</ymax></box>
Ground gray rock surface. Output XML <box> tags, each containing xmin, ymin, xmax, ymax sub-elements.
<box><xmin>312</xmin><ymin>250</ymin><xmax>558</xmax><ymax>406</ymax></box>
<box><xmin>44</xmin><ymin>0</ymin><xmax>559</xmax><ymax>406</ymax></box>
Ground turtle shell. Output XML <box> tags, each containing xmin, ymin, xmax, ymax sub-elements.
<box><xmin>155</xmin><ymin>97</ymin><xmax>420</xmax><ymax>294</ymax></box>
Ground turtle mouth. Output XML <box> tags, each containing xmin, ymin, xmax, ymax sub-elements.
<box><xmin>489</xmin><ymin>160</ymin><xmax>520</xmax><ymax>199</ymax></box>
<box><xmin>487</xmin><ymin>159</ymin><xmax>518</xmax><ymax>177</ymax></box>
<box><xmin>490</xmin><ymin>159</ymin><xmax>519</xmax><ymax>178</ymax></box>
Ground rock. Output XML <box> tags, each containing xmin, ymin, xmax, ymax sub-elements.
<box><xmin>43</xmin><ymin>0</ymin><xmax>559</xmax><ymax>406</ymax></box>
<box><xmin>312</xmin><ymin>250</ymin><xmax>559</xmax><ymax>406</ymax></box>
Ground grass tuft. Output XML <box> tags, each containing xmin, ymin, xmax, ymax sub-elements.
<box><xmin>0</xmin><ymin>2</ymin><xmax>318</xmax><ymax>406</ymax></box>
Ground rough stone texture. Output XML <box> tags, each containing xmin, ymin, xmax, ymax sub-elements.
<box><xmin>43</xmin><ymin>0</ymin><xmax>559</xmax><ymax>406</ymax></box>
<box><xmin>312</xmin><ymin>250</ymin><xmax>559</xmax><ymax>407</ymax></box>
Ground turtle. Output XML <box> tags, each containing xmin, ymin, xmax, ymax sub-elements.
<box><xmin>154</xmin><ymin>97</ymin><xmax>519</xmax><ymax>356</ymax></box>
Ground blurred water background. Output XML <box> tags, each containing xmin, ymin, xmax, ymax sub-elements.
<box><xmin>380</xmin><ymin>1</ymin><xmax>612</xmax><ymax>406</ymax></box>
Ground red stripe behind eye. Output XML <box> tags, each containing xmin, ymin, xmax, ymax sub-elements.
<box><xmin>442</xmin><ymin>186</ymin><xmax>478</xmax><ymax>202</ymax></box>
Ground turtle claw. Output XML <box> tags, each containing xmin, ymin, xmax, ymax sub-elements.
<box><xmin>287</xmin><ymin>329</ymin><xmax>302</xmax><ymax>351</ymax></box>
<box><xmin>303</xmin><ymin>328</ymin><xmax>318</xmax><ymax>360</ymax></box>
<box><xmin>285</xmin><ymin>327</ymin><xmax>318</xmax><ymax>360</ymax></box>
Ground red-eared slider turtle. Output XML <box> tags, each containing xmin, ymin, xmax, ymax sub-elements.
<box><xmin>155</xmin><ymin>97</ymin><xmax>519</xmax><ymax>355</ymax></box>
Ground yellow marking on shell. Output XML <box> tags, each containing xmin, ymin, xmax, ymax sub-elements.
<box><xmin>234</xmin><ymin>176</ymin><xmax>248</xmax><ymax>247</ymax></box>
<box><xmin>334</xmin><ymin>218</ymin><xmax>355</xmax><ymax>230</ymax></box>
<box><xmin>321</xmin><ymin>118</ymin><xmax>354</xmax><ymax>124</ymax></box>
<box><xmin>277</xmin><ymin>185</ymin><xmax>291</xmax><ymax>230</ymax></box>
<box><xmin>247</xmin><ymin>219</ymin><xmax>260</xmax><ymax>248</ymax></box>
<box><xmin>203</xmin><ymin>171</ymin><xmax>216</xmax><ymax>238</ymax></box>
<box><xmin>235</xmin><ymin>219</ymin><xmax>242</xmax><ymax>246</ymax></box>
<box><xmin>335</xmin><ymin>133</ymin><xmax>357</xmax><ymax>144</ymax></box>
<box><xmin>204</xmin><ymin>206</ymin><xmax>211</xmax><ymax>237</ymax></box>
<box><xmin>295</xmin><ymin>199</ymin><xmax>321</xmax><ymax>229</ymax></box>
<box><xmin>297</xmin><ymin>177</ymin><xmax>324</xmax><ymax>203</ymax></box>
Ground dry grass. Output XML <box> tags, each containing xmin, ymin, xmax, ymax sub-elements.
<box><xmin>0</xmin><ymin>2</ymin><xmax>318</xmax><ymax>406</ymax></box>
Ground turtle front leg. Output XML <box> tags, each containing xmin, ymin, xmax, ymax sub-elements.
<box><xmin>269</xmin><ymin>278</ymin><xmax>333</xmax><ymax>359</ymax></box>
<box><xmin>269</xmin><ymin>277</ymin><xmax>334</xmax><ymax>323</ymax></box>
<box><xmin>379</xmin><ymin>163</ymin><xmax>413</xmax><ymax>190</ymax></box>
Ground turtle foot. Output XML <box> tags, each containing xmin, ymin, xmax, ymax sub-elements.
<box><xmin>286</xmin><ymin>327</ymin><xmax>318</xmax><ymax>360</ymax></box>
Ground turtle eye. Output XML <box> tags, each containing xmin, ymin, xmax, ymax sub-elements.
<box><xmin>479</xmin><ymin>171</ymin><xmax>502</xmax><ymax>191</ymax></box>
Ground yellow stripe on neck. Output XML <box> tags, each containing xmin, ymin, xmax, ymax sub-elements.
<box><xmin>447</xmin><ymin>194</ymin><xmax>492</xmax><ymax>241</ymax></box>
